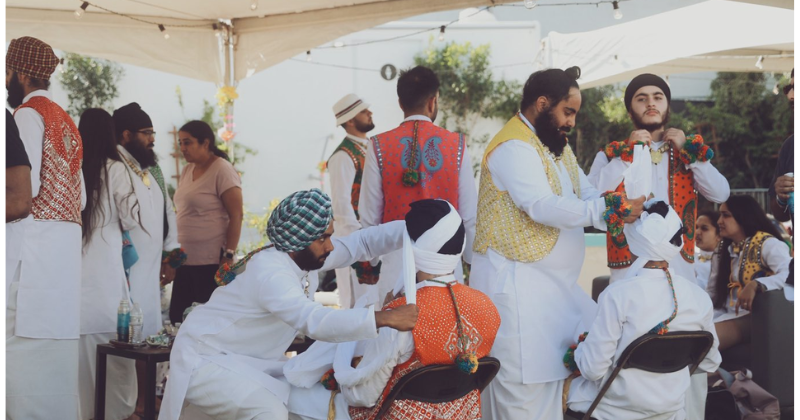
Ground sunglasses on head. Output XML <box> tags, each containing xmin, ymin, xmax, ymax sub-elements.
<box><xmin>783</xmin><ymin>84</ymin><xmax>794</xmax><ymax>95</ymax></box>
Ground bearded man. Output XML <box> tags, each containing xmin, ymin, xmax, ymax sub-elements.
<box><xmin>470</xmin><ymin>67</ymin><xmax>644</xmax><ymax>420</ymax></box>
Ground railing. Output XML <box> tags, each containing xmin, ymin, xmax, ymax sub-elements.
<box><xmin>723</xmin><ymin>188</ymin><xmax>771</xmax><ymax>214</ymax></box>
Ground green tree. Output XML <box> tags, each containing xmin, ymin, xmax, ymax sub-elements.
<box><xmin>414</xmin><ymin>40</ymin><xmax>522</xmax><ymax>174</ymax></box>
<box><xmin>570</xmin><ymin>86</ymin><xmax>634</xmax><ymax>171</ymax></box>
<box><xmin>58</xmin><ymin>53</ymin><xmax>124</xmax><ymax>118</ymax></box>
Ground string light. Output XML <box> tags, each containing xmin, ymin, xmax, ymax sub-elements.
<box><xmin>333</xmin><ymin>41</ymin><xmax>344</xmax><ymax>48</ymax></box>
<box><xmin>250</xmin><ymin>0</ymin><xmax>258</xmax><ymax>11</ymax></box>
<box><xmin>306</xmin><ymin>50</ymin><xmax>312</xmax><ymax>62</ymax></box>
<box><xmin>755</xmin><ymin>55</ymin><xmax>764</xmax><ymax>69</ymax></box>
<box><xmin>524</xmin><ymin>0</ymin><xmax>537</xmax><ymax>9</ymax></box>
<box><xmin>612</xmin><ymin>1</ymin><xmax>623</xmax><ymax>19</ymax></box>
<box><xmin>438</xmin><ymin>25</ymin><xmax>446</xmax><ymax>42</ymax></box>
<box><xmin>159</xmin><ymin>24</ymin><xmax>170</xmax><ymax>40</ymax></box>
<box><xmin>74</xmin><ymin>2</ymin><xmax>89</xmax><ymax>19</ymax></box>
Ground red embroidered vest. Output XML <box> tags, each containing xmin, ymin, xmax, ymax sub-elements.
<box><xmin>606</xmin><ymin>147</ymin><xmax>696</xmax><ymax>267</ymax></box>
<box><xmin>15</xmin><ymin>96</ymin><xmax>83</xmax><ymax>224</ymax></box>
<box><xmin>328</xmin><ymin>137</ymin><xmax>367</xmax><ymax>218</ymax></box>
<box><xmin>349</xmin><ymin>283</ymin><xmax>500</xmax><ymax>420</ymax></box>
<box><xmin>372</xmin><ymin>120</ymin><xmax>464</xmax><ymax>223</ymax></box>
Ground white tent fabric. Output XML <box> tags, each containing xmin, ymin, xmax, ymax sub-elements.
<box><xmin>7</xmin><ymin>0</ymin><xmax>516</xmax><ymax>83</ymax></box>
<box><xmin>542</xmin><ymin>0</ymin><xmax>794</xmax><ymax>89</ymax></box>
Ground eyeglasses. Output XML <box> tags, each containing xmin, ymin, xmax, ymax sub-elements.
<box><xmin>783</xmin><ymin>84</ymin><xmax>794</xmax><ymax>95</ymax></box>
<box><xmin>136</xmin><ymin>130</ymin><xmax>157</xmax><ymax>137</ymax></box>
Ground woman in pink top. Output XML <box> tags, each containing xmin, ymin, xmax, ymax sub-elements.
<box><xmin>171</xmin><ymin>120</ymin><xmax>243</xmax><ymax>322</ymax></box>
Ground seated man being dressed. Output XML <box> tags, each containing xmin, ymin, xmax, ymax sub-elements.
<box><xmin>284</xmin><ymin>199</ymin><xmax>501</xmax><ymax>420</ymax></box>
<box><xmin>565</xmin><ymin>200</ymin><xmax>722</xmax><ymax>420</ymax></box>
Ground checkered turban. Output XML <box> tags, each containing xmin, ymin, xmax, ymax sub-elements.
<box><xmin>6</xmin><ymin>37</ymin><xmax>60</xmax><ymax>80</ymax></box>
<box><xmin>267</xmin><ymin>189</ymin><xmax>333</xmax><ymax>252</ymax></box>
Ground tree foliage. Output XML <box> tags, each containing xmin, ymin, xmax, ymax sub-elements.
<box><xmin>58</xmin><ymin>53</ymin><xmax>124</xmax><ymax>118</ymax></box>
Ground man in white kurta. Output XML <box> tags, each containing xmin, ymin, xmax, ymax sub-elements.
<box><xmin>329</xmin><ymin>94</ymin><xmax>379</xmax><ymax>308</ymax></box>
<box><xmin>590</xmin><ymin>74</ymin><xmax>730</xmax><ymax>285</ymax></box>
<box><xmin>6</xmin><ymin>36</ymin><xmax>86</xmax><ymax>420</ymax></box>
<box><xmin>160</xmin><ymin>189</ymin><xmax>419</xmax><ymax>420</ymax></box>
<box><xmin>470</xmin><ymin>68</ymin><xmax>645</xmax><ymax>420</ymax></box>
<box><xmin>567</xmin><ymin>200</ymin><xmax>721</xmax><ymax>420</ymax></box>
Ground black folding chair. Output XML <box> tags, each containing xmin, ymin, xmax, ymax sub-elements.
<box><xmin>566</xmin><ymin>331</ymin><xmax>715</xmax><ymax>420</ymax></box>
<box><xmin>374</xmin><ymin>356</ymin><xmax>501</xmax><ymax>419</ymax></box>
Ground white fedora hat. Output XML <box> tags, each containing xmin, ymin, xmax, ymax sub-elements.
<box><xmin>333</xmin><ymin>94</ymin><xmax>370</xmax><ymax>127</ymax></box>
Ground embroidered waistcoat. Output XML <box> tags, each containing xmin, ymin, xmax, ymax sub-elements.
<box><xmin>473</xmin><ymin>116</ymin><xmax>582</xmax><ymax>263</ymax></box>
<box><xmin>349</xmin><ymin>284</ymin><xmax>500</xmax><ymax>420</ymax></box>
<box><xmin>606</xmin><ymin>147</ymin><xmax>696</xmax><ymax>268</ymax></box>
<box><xmin>734</xmin><ymin>231</ymin><xmax>776</xmax><ymax>287</ymax></box>
<box><xmin>16</xmin><ymin>96</ymin><xmax>83</xmax><ymax>224</ymax></box>
<box><xmin>328</xmin><ymin>137</ymin><xmax>366</xmax><ymax>218</ymax></box>
<box><xmin>371</xmin><ymin>121</ymin><xmax>464</xmax><ymax>223</ymax></box>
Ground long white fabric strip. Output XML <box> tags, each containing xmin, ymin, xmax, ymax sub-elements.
<box><xmin>624</xmin><ymin>202</ymin><xmax>683</xmax><ymax>279</ymax></box>
<box><xmin>623</xmin><ymin>144</ymin><xmax>652</xmax><ymax>199</ymax></box>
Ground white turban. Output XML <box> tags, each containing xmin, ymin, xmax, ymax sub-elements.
<box><xmin>624</xmin><ymin>199</ymin><xmax>683</xmax><ymax>279</ymax></box>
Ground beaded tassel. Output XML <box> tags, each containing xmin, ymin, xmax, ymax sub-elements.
<box><xmin>649</xmin><ymin>268</ymin><xmax>678</xmax><ymax>335</ymax></box>
<box><xmin>431</xmin><ymin>280</ymin><xmax>478</xmax><ymax>374</ymax></box>
<box><xmin>401</xmin><ymin>121</ymin><xmax>421</xmax><ymax>187</ymax></box>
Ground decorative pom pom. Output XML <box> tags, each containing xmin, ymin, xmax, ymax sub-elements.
<box><xmin>162</xmin><ymin>248</ymin><xmax>188</xmax><ymax>269</ymax></box>
<box><xmin>455</xmin><ymin>352</ymin><xmax>479</xmax><ymax>374</ymax></box>
<box><xmin>563</xmin><ymin>344</ymin><xmax>580</xmax><ymax>375</ymax></box>
<box><xmin>402</xmin><ymin>168</ymin><xmax>420</xmax><ymax>187</ymax></box>
<box><xmin>321</xmin><ymin>369</ymin><xmax>339</xmax><ymax>391</ymax></box>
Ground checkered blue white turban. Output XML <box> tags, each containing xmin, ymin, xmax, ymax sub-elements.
<box><xmin>267</xmin><ymin>189</ymin><xmax>333</xmax><ymax>252</ymax></box>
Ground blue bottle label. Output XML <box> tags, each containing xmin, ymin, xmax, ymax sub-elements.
<box><xmin>117</xmin><ymin>312</ymin><xmax>130</xmax><ymax>342</ymax></box>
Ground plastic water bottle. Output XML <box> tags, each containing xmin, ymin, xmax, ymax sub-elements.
<box><xmin>786</xmin><ymin>173</ymin><xmax>794</xmax><ymax>214</ymax></box>
<box><xmin>117</xmin><ymin>299</ymin><xmax>130</xmax><ymax>342</ymax></box>
<box><xmin>130</xmin><ymin>303</ymin><xmax>143</xmax><ymax>344</ymax></box>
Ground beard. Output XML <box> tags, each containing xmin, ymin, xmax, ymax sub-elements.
<box><xmin>7</xmin><ymin>73</ymin><xmax>25</xmax><ymax>109</ymax></box>
<box><xmin>631</xmin><ymin>108</ymin><xmax>671</xmax><ymax>132</ymax></box>
<box><xmin>533</xmin><ymin>107</ymin><xmax>570</xmax><ymax>157</ymax></box>
<box><xmin>293</xmin><ymin>246</ymin><xmax>330</xmax><ymax>271</ymax></box>
<box><xmin>125</xmin><ymin>139</ymin><xmax>157</xmax><ymax>169</ymax></box>
<box><xmin>354</xmin><ymin>119</ymin><xmax>375</xmax><ymax>133</ymax></box>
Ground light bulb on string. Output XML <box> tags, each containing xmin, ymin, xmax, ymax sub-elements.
<box><xmin>250</xmin><ymin>0</ymin><xmax>258</xmax><ymax>11</ymax></box>
<box><xmin>159</xmin><ymin>24</ymin><xmax>170</xmax><ymax>40</ymax></box>
<box><xmin>612</xmin><ymin>1</ymin><xmax>623</xmax><ymax>20</ymax></box>
<box><xmin>523</xmin><ymin>0</ymin><xmax>537</xmax><ymax>9</ymax></box>
<box><xmin>306</xmin><ymin>50</ymin><xmax>312</xmax><ymax>62</ymax></box>
<box><xmin>755</xmin><ymin>56</ymin><xmax>764</xmax><ymax>69</ymax></box>
<box><xmin>74</xmin><ymin>2</ymin><xmax>89</xmax><ymax>19</ymax></box>
<box><xmin>333</xmin><ymin>41</ymin><xmax>344</xmax><ymax>48</ymax></box>
<box><xmin>438</xmin><ymin>26</ymin><xmax>446</xmax><ymax>42</ymax></box>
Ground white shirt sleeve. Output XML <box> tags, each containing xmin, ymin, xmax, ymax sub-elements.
<box><xmin>587</xmin><ymin>151</ymin><xmax>609</xmax><ymax>189</ymax></box>
<box><xmin>14</xmin><ymin>108</ymin><xmax>44</xmax><ymax>196</ymax></box>
<box><xmin>458</xmin><ymin>147</ymin><xmax>478</xmax><ymax>264</ymax></box>
<box><xmin>574</xmin><ymin>290</ymin><xmax>624</xmax><ymax>382</ymax></box>
<box><xmin>487</xmin><ymin>140</ymin><xmax>606</xmax><ymax>231</ymax></box>
<box><xmin>578</xmin><ymin>166</ymin><xmax>604</xmax><ymax>202</ymax></box>
<box><xmin>755</xmin><ymin>237</ymin><xmax>792</xmax><ymax>291</ymax></box>
<box><xmin>596</xmin><ymin>157</ymin><xmax>628</xmax><ymax>193</ymax></box>
<box><xmin>108</xmin><ymin>161</ymin><xmax>140</xmax><ymax>232</ymax></box>
<box><xmin>341</xmin><ymin>329</ymin><xmax>415</xmax><ymax>407</ymax></box>
<box><xmin>163</xmin><ymin>184</ymin><xmax>181</xmax><ymax>251</ymax></box>
<box><xmin>358</xmin><ymin>139</ymin><xmax>383</xmax><ymax>229</ymax></box>
<box><xmin>328</xmin><ymin>151</ymin><xmax>362</xmax><ymax>236</ymax></box>
<box><xmin>322</xmin><ymin>221</ymin><xmax>405</xmax><ymax>272</ymax></box>
<box><xmin>689</xmin><ymin>161</ymin><xmax>730</xmax><ymax>204</ymax></box>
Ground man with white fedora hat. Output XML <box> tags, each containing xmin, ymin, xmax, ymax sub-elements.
<box><xmin>328</xmin><ymin>93</ymin><xmax>380</xmax><ymax>308</ymax></box>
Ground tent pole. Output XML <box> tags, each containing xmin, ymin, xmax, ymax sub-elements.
<box><xmin>226</xmin><ymin>25</ymin><xmax>236</xmax><ymax>164</ymax></box>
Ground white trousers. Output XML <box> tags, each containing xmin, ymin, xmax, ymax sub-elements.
<box><xmin>684</xmin><ymin>373</ymin><xmax>707</xmax><ymax>420</ymax></box>
<box><xmin>78</xmin><ymin>332</ymin><xmax>137</xmax><ymax>420</ymax></box>
<box><xmin>6</xmin><ymin>281</ymin><xmax>79</xmax><ymax>420</ymax></box>
<box><xmin>481</xmin><ymin>378</ymin><xmax>563</xmax><ymax>420</ymax></box>
<box><xmin>183</xmin><ymin>362</ymin><xmax>288</xmax><ymax>420</ymax></box>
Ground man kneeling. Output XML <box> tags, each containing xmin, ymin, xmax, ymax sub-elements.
<box><xmin>284</xmin><ymin>199</ymin><xmax>500</xmax><ymax>420</ymax></box>
<box><xmin>565</xmin><ymin>200</ymin><xmax>721</xmax><ymax>420</ymax></box>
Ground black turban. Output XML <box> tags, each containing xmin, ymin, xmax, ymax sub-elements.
<box><xmin>405</xmin><ymin>199</ymin><xmax>465</xmax><ymax>255</ymax></box>
<box><xmin>624</xmin><ymin>74</ymin><xmax>671</xmax><ymax>112</ymax></box>
<box><xmin>112</xmin><ymin>102</ymin><xmax>153</xmax><ymax>137</ymax></box>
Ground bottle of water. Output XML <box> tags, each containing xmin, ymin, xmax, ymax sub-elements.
<box><xmin>130</xmin><ymin>303</ymin><xmax>143</xmax><ymax>344</ymax></box>
<box><xmin>117</xmin><ymin>299</ymin><xmax>130</xmax><ymax>342</ymax></box>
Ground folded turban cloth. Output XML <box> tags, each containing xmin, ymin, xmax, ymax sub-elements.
<box><xmin>6</xmin><ymin>37</ymin><xmax>59</xmax><ymax>80</ymax></box>
<box><xmin>394</xmin><ymin>199</ymin><xmax>465</xmax><ymax>304</ymax></box>
<box><xmin>624</xmin><ymin>73</ymin><xmax>671</xmax><ymax>112</ymax></box>
<box><xmin>267</xmin><ymin>189</ymin><xmax>332</xmax><ymax>252</ymax></box>
<box><xmin>623</xmin><ymin>199</ymin><xmax>683</xmax><ymax>279</ymax></box>
<box><xmin>112</xmin><ymin>103</ymin><xmax>153</xmax><ymax>137</ymax></box>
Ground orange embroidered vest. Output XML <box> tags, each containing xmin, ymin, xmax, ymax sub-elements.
<box><xmin>606</xmin><ymin>147</ymin><xmax>696</xmax><ymax>268</ymax></box>
<box><xmin>15</xmin><ymin>96</ymin><xmax>83</xmax><ymax>224</ymax></box>
<box><xmin>372</xmin><ymin>120</ymin><xmax>464</xmax><ymax>223</ymax></box>
<box><xmin>349</xmin><ymin>283</ymin><xmax>500</xmax><ymax>420</ymax></box>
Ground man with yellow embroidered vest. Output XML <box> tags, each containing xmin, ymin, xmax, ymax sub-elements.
<box><xmin>360</xmin><ymin>66</ymin><xmax>477</xmax><ymax>304</ymax></box>
<box><xmin>284</xmin><ymin>199</ymin><xmax>500</xmax><ymax>420</ymax></box>
<box><xmin>6</xmin><ymin>36</ymin><xmax>85</xmax><ymax>420</ymax></box>
<box><xmin>591</xmin><ymin>74</ymin><xmax>730</xmax><ymax>285</ymax></box>
<box><xmin>329</xmin><ymin>93</ymin><xmax>380</xmax><ymax>308</ymax></box>
<box><xmin>469</xmin><ymin>67</ymin><xmax>644</xmax><ymax>420</ymax></box>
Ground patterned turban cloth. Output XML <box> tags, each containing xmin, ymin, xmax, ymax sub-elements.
<box><xmin>267</xmin><ymin>189</ymin><xmax>333</xmax><ymax>252</ymax></box>
<box><xmin>6</xmin><ymin>37</ymin><xmax>60</xmax><ymax>80</ymax></box>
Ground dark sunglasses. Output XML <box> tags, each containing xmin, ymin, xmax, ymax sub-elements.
<box><xmin>783</xmin><ymin>84</ymin><xmax>794</xmax><ymax>95</ymax></box>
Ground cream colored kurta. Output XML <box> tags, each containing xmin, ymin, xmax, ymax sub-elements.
<box><xmin>160</xmin><ymin>221</ymin><xmax>406</xmax><ymax>420</ymax></box>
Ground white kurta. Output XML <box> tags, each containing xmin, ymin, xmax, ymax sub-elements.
<box><xmin>329</xmin><ymin>134</ymin><xmax>378</xmax><ymax>308</ymax></box>
<box><xmin>160</xmin><ymin>221</ymin><xmax>406</xmax><ymax>420</ymax></box>
<box><xmin>713</xmin><ymin>237</ymin><xmax>791</xmax><ymax>323</ymax></box>
<box><xmin>359</xmin><ymin>115</ymin><xmax>478</xmax><ymax>303</ymax></box>
<box><xmin>117</xmin><ymin>146</ymin><xmax>180</xmax><ymax>337</ymax></box>
<box><xmin>586</xmin><ymin>150</ymin><xmax>609</xmax><ymax>188</ymax></box>
<box><xmin>568</xmin><ymin>269</ymin><xmax>722</xmax><ymax>420</ymax></box>
<box><xmin>7</xmin><ymin>90</ymin><xmax>85</xmax><ymax>420</ymax></box>
<box><xmin>694</xmin><ymin>249</ymin><xmax>714</xmax><ymax>292</ymax></box>
<box><xmin>470</xmin><ymin>116</ymin><xmax>603</xmax><ymax>420</ymax></box>
<box><xmin>593</xmin><ymin>140</ymin><xmax>730</xmax><ymax>284</ymax></box>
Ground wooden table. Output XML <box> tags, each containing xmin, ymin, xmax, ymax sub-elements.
<box><xmin>95</xmin><ymin>343</ymin><xmax>171</xmax><ymax>420</ymax></box>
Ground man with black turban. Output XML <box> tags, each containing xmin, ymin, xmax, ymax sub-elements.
<box><xmin>161</xmin><ymin>189</ymin><xmax>419</xmax><ymax>420</ymax></box>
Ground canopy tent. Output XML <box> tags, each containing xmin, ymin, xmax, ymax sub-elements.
<box><xmin>541</xmin><ymin>0</ymin><xmax>794</xmax><ymax>89</ymax></box>
<box><xmin>7</xmin><ymin>0</ymin><xmax>517</xmax><ymax>84</ymax></box>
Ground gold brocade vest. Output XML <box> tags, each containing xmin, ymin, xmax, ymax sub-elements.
<box><xmin>473</xmin><ymin>115</ymin><xmax>582</xmax><ymax>263</ymax></box>
<box><xmin>735</xmin><ymin>231</ymin><xmax>776</xmax><ymax>287</ymax></box>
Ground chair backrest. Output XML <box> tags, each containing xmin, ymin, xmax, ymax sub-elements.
<box><xmin>375</xmin><ymin>357</ymin><xmax>501</xmax><ymax>419</ymax></box>
<box><xmin>581</xmin><ymin>331</ymin><xmax>714</xmax><ymax>420</ymax></box>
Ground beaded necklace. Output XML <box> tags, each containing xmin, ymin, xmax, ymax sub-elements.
<box><xmin>650</xmin><ymin>143</ymin><xmax>671</xmax><ymax>164</ymax></box>
<box><xmin>429</xmin><ymin>278</ymin><xmax>479</xmax><ymax>374</ymax></box>
<box><xmin>648</xmin><ymin>266</ymin><xmax>679</xmax><ymax>335</ymax></box>
<box><xmin>120</xmin><ymin>153</ymin><xmax>151</xmax><ymax>188</ymax></box>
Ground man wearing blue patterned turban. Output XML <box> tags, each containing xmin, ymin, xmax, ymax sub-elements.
<box><xmin>161</xmin><ymin>189</ymin><xmax>419</xmax><ymax>420</ymax></box>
